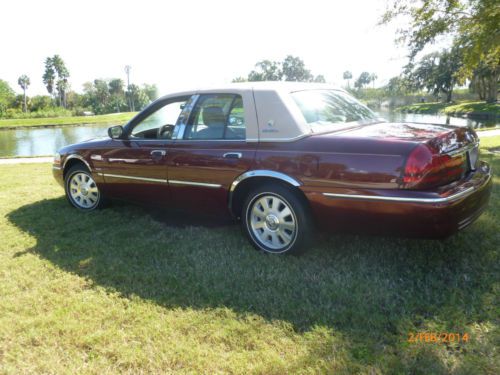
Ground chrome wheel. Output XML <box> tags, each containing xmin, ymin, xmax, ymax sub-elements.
<box><xmin>68</xmin><ymin>172</ymin><xmax>100</xmax><ymax>209</ymax></box>
<box><xmin>248</xmin><ymin>193</ymin><xmax>297</xmax><ymax>251</ymax></box>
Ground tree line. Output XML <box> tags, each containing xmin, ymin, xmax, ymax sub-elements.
<box><xmin>0</xmin><ymin>55</ymin><xmax>158</xmax><ymax>118</ymax></box>
<box><xmin>381</xmin><ymin>0</ymin><xmax>498</xmax><ymax>103</ymax></box>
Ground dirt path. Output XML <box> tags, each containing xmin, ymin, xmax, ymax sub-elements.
<box><xmin>0</xmin><ymin>157</ymin><xmax>53</xmax><ymax>164</ymax></box>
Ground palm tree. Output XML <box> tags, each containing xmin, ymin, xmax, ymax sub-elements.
<box><xmin>43</xmin><ymin>57</ymin><xmax>55</xmax><ymax>98</ymax></box>
<box><xmin>343</xmin><ymin>71</ymin><xmax>352</xmax><ymax>88</ymax></box>
<box><xmin>17</xmin><ymin>75</ymin><xmax>30</xmax><ymax>113</ymax></box>
<box><xmin>370</xmin><ymin>73</ymin><xmax>378</xmax><ymax>89</ymax></box>
<box><xmin>52</xmin><ymin>55</ymin><xmax>70</xmax><ymax>107</ymax></box>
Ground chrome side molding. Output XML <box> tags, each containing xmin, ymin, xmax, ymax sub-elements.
<box><xmin>98</xmin><ymin>173</ymin><xmax>167</xmax><ymax>183</ymax></box>
<box><xmin>169</xmin><ymin>180</ymin><xmax>222</xmax><ymax>188</ymax></box>
<box><xmin>97</xmin><ymin>173</ymin><xmax>222</xmax><ymax>188</ymax></box>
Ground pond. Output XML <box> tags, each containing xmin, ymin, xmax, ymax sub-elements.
<box><xmin>0</xmin><ymin>111</ymin><xmax>498</xmax><ymax>157</ymax></box>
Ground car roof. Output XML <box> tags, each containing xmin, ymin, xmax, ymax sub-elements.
<box><xmin>155</xmin><ymin>82</ymin><xmax>347</xmax><ymax>142</ymax></box>
<box><xmin>198</xmin><ymin>81</ymin><xmax>343</xmax><ymax>94</ymax></box>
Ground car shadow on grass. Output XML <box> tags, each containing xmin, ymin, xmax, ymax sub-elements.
<box><xmin>7</xmin><ymin>194</ymin><xmax>499</xmax><ymax>368</ymax></box>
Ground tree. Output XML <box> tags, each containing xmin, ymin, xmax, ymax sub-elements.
<box><xmin>369</xmin><ymin>73</ymin><xmax>378</xmax><ymax>88</ymax></box>
<box><xmin>29</xmin><ymin>95</ymin><xmax>53</xmax><ymax>112</ymax></box>
<box><xmin>343</xmin><ymin>71</ymin><xmax>353</xmax><ymax>88</ymax></box>
<box><xmin>384</xmin><ymin>76</ymin><xmax>411</xmax><ymax>96</ymax></box>
<box><xmin>282</xmin><ymin>55</ymin><xmax>313</xmax><ymax>81</ymax></box>
<box><xmin>142</xmin><ymin>84</ymin><xmax>159</xmax><ymax>102</ymax></box>
<box><xmin>313</xmin><ymin>75</ymin><xmax>326</xmax><ymax>83</ymax></box>
<box><xmin>243</xmin><ymin>56</ymin><xmax>324</xmax><ymax>83</ymax></box>
<box><xmin>406</xmin><ymin>48</ymin><xmax>463</xmax><ymax>102</ymax></box>
<box><xmin>43</xmin><ymin>55</ymin><xmax>70</xmax><ymax>107</ymax></box>
<box><xmin>0</xmin><ymin>79</ymin><xmax>15</xmax><ymax>117</ymax></box>
<box><xmin>52</xmin><ymin>55</ymin><xmax>70</xmax><ymax>107</ymax></box>
<box><xmin>469</xmin><ymin>62</ymin><xmax>498</xmax><ymax>101</ymax></box>
<box><xmin>381</xmin><ymin>0</ymin><xmax>499</xmax><ymax>102</ymax></box>
<box><xmin>42</xmin><ymin>57</ymin><xmax>56</xmax><ymax>98</ymax></box>
<box><xmin>354</xmin><ymin>72</ymin><xmax>372</xmax><ymax>89</ymax></box>
<box><xmin>231</xmin><ymin>76</ymin><xmax>247</xmax><ymax>83</ymax></box>
<box><xmin>248</xmin><ymin>60</ymin><xmax>282</xmax><ymax>81</ymax></box>
<box><xmin>17</xmin><ymin>75</ymin><xmax>30</xmax><ymax>113</ymax></box>
<box><xmin>128</xmin><ymin>84</ymin><xmax>149</xmax><ymax>110</ymax></box>
<box><xmin>108</xmin><ymin>79</ymin><xmax>125</xmax><ymax>112</ymax></box>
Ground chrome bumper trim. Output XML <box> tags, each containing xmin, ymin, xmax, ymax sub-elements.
<box><xmin>321</xmin><ymin>177</ymin><xmax>491</xmax><ymax>204</ymax></box>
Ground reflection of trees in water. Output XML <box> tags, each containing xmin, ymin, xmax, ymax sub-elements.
<box><xmin>378</xmin><ymin>109</ymin><xmax>497</xmax><ymax>129</ymax></box>
<box><xmin>0</xmin><ymin>124</ymin><xmax>110</xmax><ymax>157</ymax></box>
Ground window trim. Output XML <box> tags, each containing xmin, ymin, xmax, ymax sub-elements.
<box><xmin>123</xmin><ymin>95</ymin><xmax>192</xmax><ymax>139</ymax></box>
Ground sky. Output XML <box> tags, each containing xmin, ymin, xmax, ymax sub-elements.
<box><xmin>0</xmin><ymin>0</ymin><xmax>413</xmax><ymax>96</ymax></box>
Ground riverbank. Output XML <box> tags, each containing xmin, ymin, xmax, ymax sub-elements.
<box><xmin>0</xmin><ymin>112</ymin><xmax>137</xmax><ymax>130</ymax></box>
<box><xmin>396</xmin><ymin>101</ymin><xmax>500</xmax><ymax>118</ymax></box>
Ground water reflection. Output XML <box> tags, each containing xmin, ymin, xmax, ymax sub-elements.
<box><xmin>0</xmin><ymin>111</ymin><xmax>498</xmax><ymax>157</ymax></box>
<box><xmin>378</xmin><ymin>108</ymin><xmax>498</xmax><ymax>129</ymax></box>
<box><xmin>0</xmin><ymin>124</ymin><xmax>110</xmax><ymax>157</ymax></box>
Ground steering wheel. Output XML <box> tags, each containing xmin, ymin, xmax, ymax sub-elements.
<box><xmin>157</xmin><ymin>124</ymin><xmax>174</xmax><ymax>139</ymax></box>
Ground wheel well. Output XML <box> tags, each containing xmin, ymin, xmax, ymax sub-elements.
<box><xmin>230</xmin><ymin>176</ymin><xmax>309</xmax><ymax>218</ymax></box>
<box><xmin>63</xmin><ymin>158</ymin><xmax>89</xmax><ymax>178</ymax></box>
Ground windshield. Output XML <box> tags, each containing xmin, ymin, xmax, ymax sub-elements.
<box><xmin>291</xmin><ymin>90</ymin><xmax>379</xmax><ymax>131</ymax></box>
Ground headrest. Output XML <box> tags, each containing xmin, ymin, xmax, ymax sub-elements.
<box><xmin>202</xmin><ymin>106</ymin><xmax>225</xmax><ymax>126</ymax></box>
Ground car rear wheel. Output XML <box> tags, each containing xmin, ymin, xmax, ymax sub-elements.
<box><xmin>65</xmin><ymin>165</ymin><xmax>104</xmax><ymax>210</ymax></box>
<box><xmin>242</xmin><ymin>183</ymin><xmax>313</xmax><ymax>255</ymax></box>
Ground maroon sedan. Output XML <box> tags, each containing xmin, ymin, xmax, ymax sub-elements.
<box><xmin>53</xmin><ymin>83</ymin><xmax>492</xmax><ymax>254</ymax></box>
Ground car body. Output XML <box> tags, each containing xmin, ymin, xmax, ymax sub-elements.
<box><xmin>53</xmin><ymin>82</ymin><xmax>492</xmax><ymax>254</ymax></box>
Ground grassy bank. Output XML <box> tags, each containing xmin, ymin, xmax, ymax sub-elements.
<box><xmin>0</xmin><ymin>140</ymin><xmax>499</xmax><ymax>373</ymax></box>
<box><xmin>396</xmin><ymin>101</ymin><xmax>500</xmax><ymax>118</ymax></box>
<box><xmin>0</xmin><ymin>112</ymin><xmax>137</xmax><ymax>129</ymax></box>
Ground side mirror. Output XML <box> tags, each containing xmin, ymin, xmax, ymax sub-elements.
<box><xmin>108</xmin><ymin>125</ymin><xmax>124</xmax><ymax>139</ymax></box>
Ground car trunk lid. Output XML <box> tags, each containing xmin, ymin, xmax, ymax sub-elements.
<box><xmin>333</xmin><ymin>122</ymin><xmax>480</xmax><ymax>189</ymax></box>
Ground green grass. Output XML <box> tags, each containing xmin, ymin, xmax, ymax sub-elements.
<box><xmin>0</xmin><ymin>144</ymin><xmax>499</xmax><ymax>373</ymax></box>
<box><xmin>443</xmin><ymin>102</ymin><xmax>500</xmax><ymax>117</ymax></box>
<box><xmin>397</xmin><ymin>101</ymin><xmax>500</xmax><ymax>117</ymax></box>
<box><xmin>0</xmin><ymin>112</ymin><xmax>137</xmax><ymax>128</ymax></box>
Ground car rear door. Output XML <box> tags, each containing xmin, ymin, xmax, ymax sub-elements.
<box><xmin>166</xmin><ymin>92</ymin><xmax>258</xmax><ymax>216</ymax></box>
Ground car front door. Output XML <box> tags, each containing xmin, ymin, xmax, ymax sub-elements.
<box><xmin>97</xmin><ymin>96</ymin><xmax>189</xmax><ymax>205</ymax></box>
<box><xmin>167</xmin><ymin>93</ymin><xmax>257</xmax><ymax>216</ymax></box>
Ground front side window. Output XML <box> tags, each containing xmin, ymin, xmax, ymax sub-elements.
<box><xmin>184</xmin><ymin>94</ymin><xmax>246</xmax><ymax>140</ymax></box>
<box><xmin>130</xmin><ymin>98</ymin><xmax>187</xmax><ymax>139</ymax></box>
<box><xmin>291</xmin><ymin>90</ymin><xmax>379</xmax><ymax>131</ymax></box>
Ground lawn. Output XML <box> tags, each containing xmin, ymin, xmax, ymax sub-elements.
<box><xmin>0</xmin><ymin>112</ymin><xmax>137</xmax><ymax>129</ymax></box>
<box><xmin>0</xmin><ymin>140</ymin><xmax>499</xmax><ymax>373</ymax></box>
<box><xmin>396</xmin><ymin>101</ymin><xmax>500</xmax><ymax>118</ymax></box>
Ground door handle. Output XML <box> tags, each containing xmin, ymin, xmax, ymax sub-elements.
<box><xmin>223</xmin><ymin>152</ymin><xmax>242</xmax><ymax>159</ymax></box>
<box><xmin>151</xmin><ymin>150</ymin><xmax>167</xmax><ymax>158</ymax></box>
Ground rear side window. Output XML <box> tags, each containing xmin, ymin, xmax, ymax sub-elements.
<box><xmin>291</xmin><ymin>90</ymin><xmax>378</xmax><ymax>127</ymax></box>
<box><xmin>184</xmin><ymin>94</ymin><xmax>246</xmax><ymax>140</ymax></box>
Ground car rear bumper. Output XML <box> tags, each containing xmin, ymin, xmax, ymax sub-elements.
<box><xmin>304</xmin><ymin>161</ymin><xmax>492</xmax><ymax>238</ymax></box>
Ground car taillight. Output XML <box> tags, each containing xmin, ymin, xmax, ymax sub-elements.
<box><xmin>403</xmin><ymin>144</ymin><xmax>465</xmax><ymax>189</ymax></box>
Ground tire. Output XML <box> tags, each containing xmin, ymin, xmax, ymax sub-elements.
<box><xmin>242</xmin><ymin>182</ymin><xmax>313</xmax><ymax>255</ymax></box>
<box><xmin>64</xmin><ymin>164</ymin><xmax>106</xmax><ymax>210</ymax></box>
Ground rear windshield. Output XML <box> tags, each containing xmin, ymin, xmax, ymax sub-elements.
<box><xmin>291</xmin><ymin>90</ymin><xmax>379</xmax><ymax>130</ymax></box>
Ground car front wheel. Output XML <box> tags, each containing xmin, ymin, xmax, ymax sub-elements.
<box><xmin>64</xmin><ymin>165</ymin><xmax>104</xmax><ymax>210</ymax></box>
<box><xmin>242</xmin><ymin>183</ymin><xmax>313</xmax><ymax>255</ymax></box>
